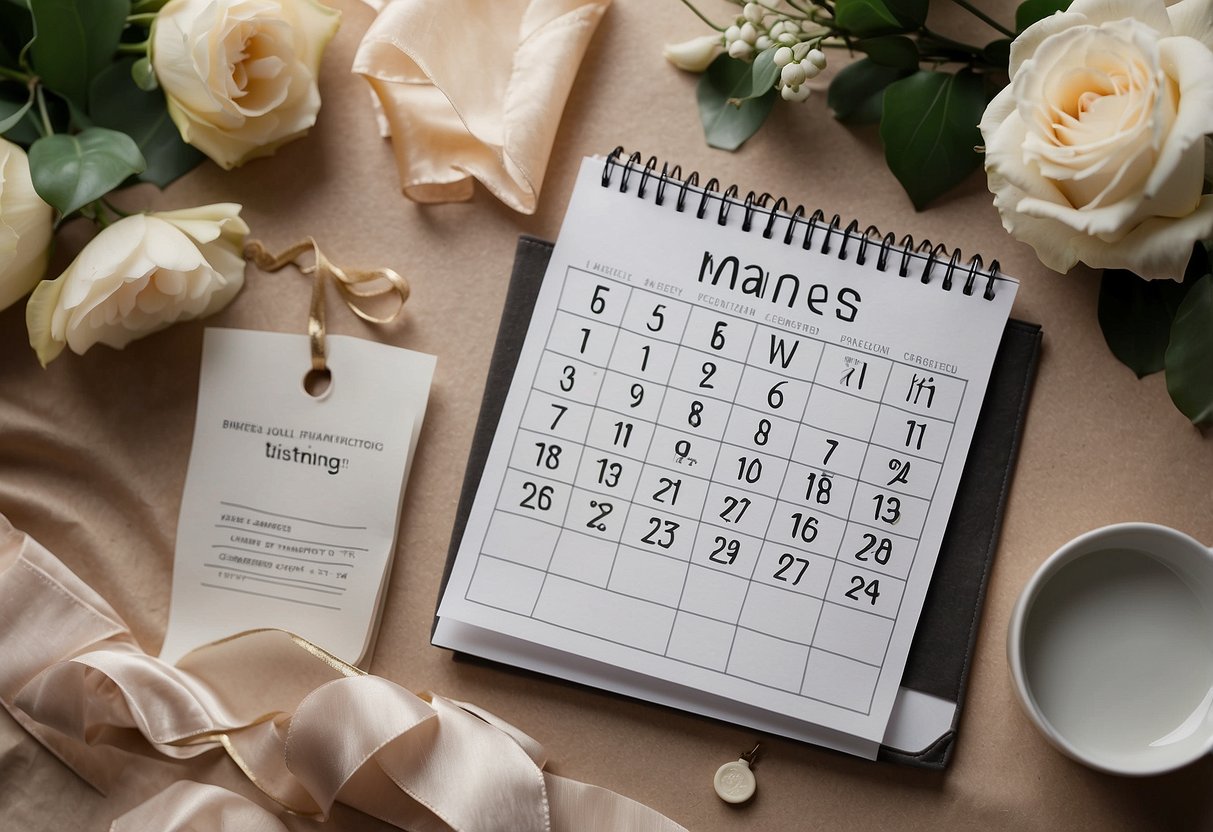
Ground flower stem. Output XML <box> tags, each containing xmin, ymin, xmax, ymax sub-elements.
<box><xmin>0</xmin><ymin>65</ymin><xmax>30</xmax><ymax>84</ymax></box>
<box><xmin>945</xmin><ymin>0</ymin><xmax>1015</xmax><ymax>38</ymax></box>
<box><xmin>100</xmin><ymin>198</ymin><xmax>131</xmax><ymax>219</ymax></box>
<box><xmin>35</xmin><ymin>84</ymin><xmax>52</xmax><ymax>137</ymax></box>
<box><xmin>125</xmin><ymin>12</ymin><xmax>157</xmax><ymax>25</ymax></box>
<box><xmin>677</xmin><ymin>0</ymin><xmax>726</xmax><ymax>30</ymax></box>
<box><xmin>116</xmin><ymin>40</ymin><xmax>150</xmax><ymax>55</ymax></box>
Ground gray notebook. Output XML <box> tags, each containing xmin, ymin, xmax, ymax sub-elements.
<box><xmin>435</xmin><ymin>234</ymin><xmax>1040</xmax><ymax>768</ymax></box>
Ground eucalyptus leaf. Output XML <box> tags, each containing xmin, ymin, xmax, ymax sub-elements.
<box><xmin>858</xmin><ymin>35</ymin><xmax>919</xmax><ymax>70</ymax></box>
<box><xmin>1098</xmin><ymin>269</ymin><xmax>1193</xmax><ymax>378</ymax></box>
<box><xmin>828</xmin><ymin>58</ymin><xmax>911</xmax><ymax>123</ymax></box>
<box><xmin>28</xmin><ymin>126</ymin><xmax>145</xmax><ymax>216</ymax></box>
<box><xmin>1015</xmin><ymin>0</ymin><xmax>1071</xmax><ymax>31</ymax></box>
<box><xmin>697</xmin><ymin>55</ymin><xmax>777</xmax><ymax>152</ymax></box>
<box><xmin>90</xmin><ymin>59</ymin><xmax>203</xmax><ymax>187</ymax></box>
<box><xmin>747</xmin><ymin>47</ymin><xmax>780</xmax><ymax>99</ymax></box>
<box><xmin>879</xmin><ymin>69</ymin><xmax>986</xmax><ymax>209</ymax></box>
<box><xmin>1165</xmin><ymin>274</ymin><xmax>1213</xmax><ymax>426</ymax></box>
<box><xmin>28</xmin><ymin>0</ymin><xmax>129</xmax><ymax>108</ymax></box>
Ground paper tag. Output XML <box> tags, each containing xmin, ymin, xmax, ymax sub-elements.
<box><xmin>160</xmin><ymin>328</ymin><xmax>435</xmax><ymax>666</ymax></box>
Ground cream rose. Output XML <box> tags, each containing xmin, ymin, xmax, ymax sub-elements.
<box><xmin>0</xmin><ymin>138</ymin><xmax>53</xmax><ymax>313</ymax></box>
<box><xmin>151</xmin><ymin>0</ymin><xmax>340</xmax><ymax>170</ymax></box>
<box><xmin>26</xmin><ymin>205</ymin><xmax>248</xmax><ymax>366</ymax></box>
<box><xmin>979</xmin><ymin>0</ymin><xmax>1213</xmax><ymax>280</ymax></box>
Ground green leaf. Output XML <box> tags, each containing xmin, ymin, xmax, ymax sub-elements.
<box><xmin>1098</xmin><ymin>269</ymin><xmax>1194</xmax><ymax>378</ymax></box>
<box><xmin>131</xmin><ymin>56</ymin><xmax>156</xmax><ymax>91</ymax></box>
<box><xmin>0</xmin><ymin>0</ymin><xmax>33</xmax><ymax>67</ymax></box>
<box><xmin>1015</xmin><ymin>0</ymin><xmax>1070</xmax><ymax>32</ymax></box>
<box><xmin>858</xmin><ymin>35</ymin><xmax>919</xmax><ymax>70</ymax></box>
<box><xmin>982</xmin><ymin>38</ymin><xmax>1012</xmax><ymax>67</ymax></box>
<box><xmin>28</xmin><ymin>0</ymin><xmax>130</xmax><ymax>108</ymax></box>
<box><xmin>746</xmin><ymin>47</ymin><xmax>780</xmax><ymax>99</ymax></box>
<box><xmin>836</xmin><ymin>0</ymin><xmax>926</xmax><ymax>36</ymax></box>
<box><xmin>89</xmin><ymin>59</ymin><xmax>203</xmax><ymax>187</ymax></box>
<box><xmin>879</xmin><ymin>69</ymin><xmax>987</xmax><ymax>209</ymax></box>
<box><xmin>828</xmin><ymin>58</ymin><xmax>911</xmax><ymax>123</ymax></box>
<box><xmin>1166</xmin><ymin>273</ymin><xmax>1213</xmax><ymax>426</ymax></box>
<box><xmin>28</xmin><ymin>126</ymin><xmax>145</xmax><ymax>215</ymax></box>
<box><xmin>697</xmin><ymin>54</ymin><xmax>777</xmax><ymax>152</ymax></box>
<box><xmin>0</xmin><ymin>89</ymin><xmax>32</xmax><ymax>135</ymax></box>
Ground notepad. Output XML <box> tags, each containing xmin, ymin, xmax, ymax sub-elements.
<box><xmin>434</xmin><ymin>153</ymin><xmax>1019</xmax><ymax>757</ymax></box>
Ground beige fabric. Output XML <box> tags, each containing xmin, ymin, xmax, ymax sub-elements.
<box><xmin>353</xmin><ymin>0</ymin><xmax>610</xmax><ymax>213</ymax></box>
<box><xmin>1</xmin><ymin>0</ymin><xmax>1213</xmax><ymax>829</ymax></box>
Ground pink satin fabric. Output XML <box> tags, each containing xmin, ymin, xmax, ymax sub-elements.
<box><xmin>0</xmin><ymin>516</ymin><xmax>686</xmax><ymax>831</ymax></box>
<box><xmin>352</xmin><ymin>0</ymin><xmax>611</xmax><ymax>213</ymax></box>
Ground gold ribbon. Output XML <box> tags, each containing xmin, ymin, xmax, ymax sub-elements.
<box><xmin>243</xmin><ymin>238</ymin><xmax>411</xmax><ymax>374</ymax></box>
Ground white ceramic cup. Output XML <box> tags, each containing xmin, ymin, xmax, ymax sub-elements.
<box><xmin>1007</xmin><ymin>523</ymin><xmax>1213</xmax><ymax>776</ymax></box>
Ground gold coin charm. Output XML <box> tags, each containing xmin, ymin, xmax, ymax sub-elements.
<box><xmin>713</xmin><ymin>744</ymin><xmax>759</xmax><ymax>804</ymax></box>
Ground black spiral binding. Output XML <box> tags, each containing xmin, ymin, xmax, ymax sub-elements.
<box><xmin>600</xmin><ymin>147</ymin><xmax>1001</xmax><ymax>300</ymax></box>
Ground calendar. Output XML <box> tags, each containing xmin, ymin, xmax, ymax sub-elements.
<box><xmin>434</xmin><ymin>155</ymin><xmax>1017</xmax><ymax>756</ymax></box>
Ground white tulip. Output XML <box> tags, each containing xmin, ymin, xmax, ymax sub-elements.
<box><xmin>0</xmin><ymin>138</ymin><xmax>53</xmax><ymax>313</ymax></box>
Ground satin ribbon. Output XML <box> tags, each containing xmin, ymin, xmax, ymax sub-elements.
<box><xmin>243</xmin><ymin>238</ymin><xmax>411</xmax><ymax>374</ymax></box>
<box><xmin>0</xmin><ymin>516</ymin><xmax>686</xmax><ymax>831</ymax></box>
<box><xmin>352</xmin><ymin>0</ymin><xmax>611</xmax><ymax>213</ymax></box>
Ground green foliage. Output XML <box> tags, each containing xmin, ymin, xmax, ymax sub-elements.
<box><xmin>828</xmin><ymin>58</ymin><xmax>911</xmax><ymax>124</ymax></box>
<box><xmin>747</xmin><ymin>47</ymin><xmax>780</xmax><ymax>99</ymax></box>
<box><xmin>90</xmin><ymin>59</ymin><xmax>203</xmax><ymax>187</ymax></box>
<box><xmin>879</xmin><ymin>69</ymin><xmax>987</xmax><ymax>209</ymax></box>
<box><xmin>858</xmin><ymin>36</ymin><xmax>919</xmax><ymax>70</ymax></box>
<box><xmin>1015</xmin><ymin>0</ymin><xmax>1071</xmax><ymax>32</ymax></box>
<box><xmin>697</xmin><ymin>54</ymin><xmax>777</xmax><ymax>151</ymax></box>
<box><xmin>1166</xmin><ymin>274</ymin><xmax>1213</xmax><ymax>426</ymax></box>
<box><xmin>1098</xmin><ymin>269</ymin><xmax>1194</xmax><ymax>378</ymax></box>
<box><xmin>28</xmin><ymin>127</ymin><xmax>145</xmax><ymax>215</ymax></box>
<box><xmin>835</xmin><ymin>0</ymin><xmax>927</xmax><ymax>37</ymax></box>
<box><xmin>28</xmin><ymin>0</ymin><xmax>130</xmax><ymax>110</ymax></box>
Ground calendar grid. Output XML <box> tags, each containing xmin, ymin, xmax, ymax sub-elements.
<box><xmin>602</xmin><ymin>292</ymin><xmax>693</xmax><ymax>591</ymax></box>
<box><xmin>722</xmin><ymin>337</ymin><xmax>824</xmax><ymax>672</ymax></box>
<box><xmin>661</xmin><ymin>321</ymin><xmax>762</xmax><ymax>656</ymax></box>
<box><xmin>518</xmin><ymin>277</ymin><xmax>629</xmax><ymax>616</ymax></box>
<box><xmin>466</xmin><ymin>264</ymin><xmax>977</xmax><ymax>718</ymax></box>
<box><xmin>798</xmin><ymin>364</ymin><xmax>894</xmax><ymax>701</ymax></box>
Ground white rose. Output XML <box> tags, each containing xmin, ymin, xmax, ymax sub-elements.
<box><xmin>664</xmin><ymin>34</ymin><xmax>724</xmax><ymax>73</ymax></box>
<box><xmin>26</xmin><ymin>205</ymin><xmax>249</xmax><ymax>366</ymax></box>
<box><xmin>0</xmin><ymin>138</ymin><xmax>53</xmax><ymax>313</ymax></box>
<box><xmin>979</xmin><ymin>0</ymin><xmax>1213</xmax><ymax>280</ymax></box>
<box><xmin>151</xmin><ymin>0</ymin><xmax>340</xmax><ymax>170</ymax></box>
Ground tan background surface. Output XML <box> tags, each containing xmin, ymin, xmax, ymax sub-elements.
<box><xmin>2</xmin><ymin>0</ymin><xmax>1212</xmax><ymax>829</ymax></box>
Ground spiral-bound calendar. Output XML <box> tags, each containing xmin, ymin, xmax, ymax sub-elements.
<box><xmin>434</xmin><ymin>151</ymin><xmax>1020</xmax><ymax>759</ymax></box>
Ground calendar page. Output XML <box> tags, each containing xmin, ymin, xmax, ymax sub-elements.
<box><xmin>436</xmin><ymin>157</ymin><xmax>1017</xmax><ymax>750</ymax></box>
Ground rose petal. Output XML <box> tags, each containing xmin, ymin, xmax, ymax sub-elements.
<box><xmin>1064</xmin><ymin>0</ymin><xmax>1172</xmax><ymax>34</ymax></box>
<box><xmin>1166</xmin><ymin>0</ymin><xmax>1213</xmax><ymax>50</ymax></box>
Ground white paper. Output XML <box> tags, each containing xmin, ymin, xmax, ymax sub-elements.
<box><xmin>436</xmin><ymin>157</ymin><xmax>1016</xmax><ymax>751</ymax></box>
<box><xmin>162</xmin><ymin>328</ymin><xmax>435</xmax><ymax>666</ymax></box>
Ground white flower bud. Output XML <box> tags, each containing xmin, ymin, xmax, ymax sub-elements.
<box><xmin>724</xmin><ymin>25</ymin><xmax>741</xmax><ymax>44</ymax></box>
<box><xmin>739</xmin><ymin>22</ymin><xmax>758</xmax><ymax>44</ymax></box>
<box><xmin>743</xmin><ymin>3</ymin><xmax>764</xmax><ymax>23</ymax></box>
<box><xmin>663</xmin><ymin>33</ymin><xmax>724</xmax><ymax>72</ymax></box>
<box><xmin>801</xmin><ymin>60</ymin><xmax>821</xmax><ymax>79</ymax></box>
<box><xmin>792</xmin><ymin>41</ymin><xmax>811</xmax><ymax>60</ymax></box>
<box><xmin>773</xmin><ymin>45</ymin><xmax>793</xmax><ymax>66</ymax></box>
<box><xmin>778</xmin><ymin>32</ymin><xmax>797</xmax><ymax>45</ymax></box>
<box><xmin>780</xmin><ymin>62</ymin><xmax>806</xmax><ymax>87</ymax></box>
<box><xmin>755</xmin><ymin>35</ymin><xmax>773</xmax><ymax>50</ymax></box>
<box><xmin>728</xmin><ymin>39</ymin><xmax>754</xmax><ymax>59</ymax></box>
<box><xmin>758</xmin><ymin>0</ymin><xmax>781</xmax><ymax>8</ymax></box>
<box><xmin>781</xmin><ymin>83</ymin><xmax>811</xmax><ymax>102</ymax></box>
<box><xmin>807</xmin><ymin>48</ymin><xmax>827</xmax><ymax>69</ymax></box>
